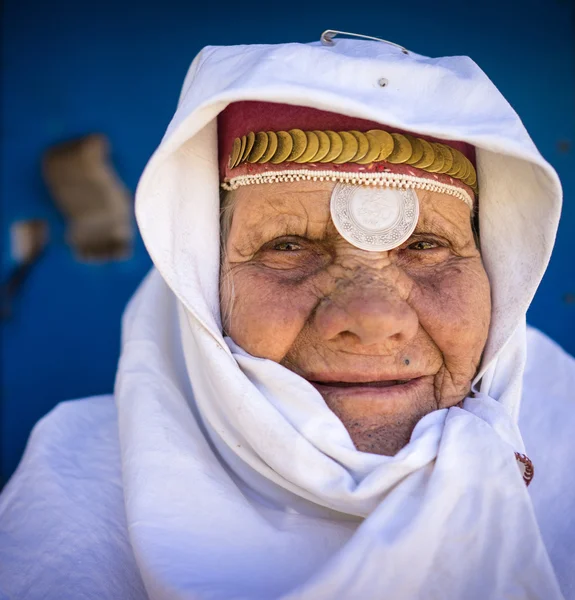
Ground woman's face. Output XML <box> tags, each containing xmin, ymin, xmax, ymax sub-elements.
<box><xmin>221</xmin><ymin>181</ymin><xmax>491</xmax><ymax>455</ymax></box>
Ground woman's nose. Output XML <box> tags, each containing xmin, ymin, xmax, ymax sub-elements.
<box><xmin>313</xmin><ymin>280</ymin><xmax>418</xmax><ymax>351</ymax></box>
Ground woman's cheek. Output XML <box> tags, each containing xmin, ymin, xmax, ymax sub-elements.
<box><xmin>410</xmin><ymin>258</ymin><xmax>491</xmax><ymax>379</ymax></box>
<box><xmin>224</xmin><ymin>266</ymin><xmax>319</xmax><ymax>362</ymax></box>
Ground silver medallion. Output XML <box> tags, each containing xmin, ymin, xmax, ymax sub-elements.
<box><xmin>330</xmin><ymin>184</ymin><xmax>419</xmax><ymax>251</ymax></box>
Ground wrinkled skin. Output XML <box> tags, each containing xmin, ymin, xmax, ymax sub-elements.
<box><xmin>220</xmin><ymin>181</ymin><xmax>491</xmax><ymax>455</ymax></box>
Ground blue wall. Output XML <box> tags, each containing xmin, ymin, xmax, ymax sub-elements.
<box><xmin>2</xmin><ymin>0</ymin><xmax>574</xmax><ymax>482</ymax></box>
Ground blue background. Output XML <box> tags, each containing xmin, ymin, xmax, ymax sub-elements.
<box><xmin>1</xmin><ymin>0</ymin><xmax>574</xmax><ymax>483</ymax></box>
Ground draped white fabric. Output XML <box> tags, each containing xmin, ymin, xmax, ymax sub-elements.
<box><xmin>116</xmin><ymin>39</ymin><xmax>565</xmax><ymax>598</ymax></box>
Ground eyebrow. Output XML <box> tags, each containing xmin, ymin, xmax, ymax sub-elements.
<box><xmin>233</xmin><ymin>196</ymin><xmax>331</xmax><ymax>239</ymax></box>
<box><xmin>229</xmin><ymin>213</ymin><xmax>319</xmax><ymax>257</ymax></box>
<box><xmin>414</xmin><ymin>210</ymin><xmax>471</xmax><ymax>242</ymax></box>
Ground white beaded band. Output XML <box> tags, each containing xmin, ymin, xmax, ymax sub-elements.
<box><xmin>221</xmin><ymin>170</ymin><xmax>474</xmax><ymax>209</ymax></box>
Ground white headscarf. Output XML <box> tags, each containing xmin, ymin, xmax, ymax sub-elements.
<box><xmin>115</xmin><ymin>38</ymin><xmax>564</xmax><ymax>599</ymax></box>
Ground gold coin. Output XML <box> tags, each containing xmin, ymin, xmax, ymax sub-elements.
<box><xmin>387</xmin><ymin>133</ymin><xmax>413</xmax><ymax>164</ymax></box>
<box><xmin>456</xmin><ymin>155</ymin><xmax>470</xmax><ymax>180</ymax></box>
<box><xmin>435</xmin><ymin>144</ymin><xmax>453</xmax><ymax>174</ymax></box>
<box><xmin>310</xmin><ymin>130</ymin><xmax>331</xmax><ymax>162</ymax></box>
<box><xmin>258</xmin><ymin>131</ymin><xmax>278</xmax><ymax>163</ymax></box>
<box><xmin>294</xmin><ymin>131</ymin><xmax>320</xmax><ymax>163</ymax></box>
<box><xmin>412</xmin><ymin>138</ymin><xmax>435</xmax><ymax>169</ymax></box>
<box><xmin>466</xmin><ymin>171</ymin><xmax>477</xmax><ymax>187</ymax></box>
<box><xmin>405</xmin><ymin>135</ymin><xmax>424</xmax><ymax>165</ymax></box>
<box><xmin>237</xmin><ymin>136</ymin><xmax>247</xmax><ymax>167</ymax></box>
<box><xmin>333</xmin><ymin>131</ymin><xmax>359</xmax><ymax>164</ymax></box>
<box><xmin>241</xmin><ymin>131</ymin><xmax>255</xmax><ymax>163</ymax></box>
<box><xmin>355</xmin><ymin>131</ymin><xmax>384</xmax><ymax>164</ymax></box>
<box><xmin>446</xmin><ymin>147</ymin><xmax>463</xmax><ymax>176</ymax></box>
<box><xmin>427</xmin><ymin>143</ymin><xmax>446</xmax><ymax>172</ymax></box>
<box><xmin>367</xmin><ymin>129</ymin><xmax>394</xmax><ymax>161</ymax></box>
<box><xmin>319</xmin><ymin>131</ymin><xmax>344</xmax><ymax>163</ymax></box>
<box><xmin>349</xmin><ymin>131</ymin><xmax>369</xmax><ymax>162</ymax></box>
<box><xmin>286</xmin><ymin>129</ymin><xmax>307</xmax><ymax>161</ymax></box>
<box><xmin>463</xmin><ymin>158</ymin><xmax>477</xmax><ymax>186</ymax></box>
<box><xmin>228</xmin><ymin>137</ymin><xmax>242</xmax><ymax>169</ymax></box>
<box><xmin>247</xmin><ymin>132</ymin><xmax>268</xmax><ymax>163</ymax></box>
<box><xmin>270</xmin><ymin>131</ymin><xmax>294</xmax><ymax>164</ymax></box>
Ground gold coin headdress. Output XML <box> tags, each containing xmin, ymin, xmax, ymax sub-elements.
<box><xmin>219</xmin><ymin>102</ymin><xmax>477</xmax><ymax>206</ymax></box>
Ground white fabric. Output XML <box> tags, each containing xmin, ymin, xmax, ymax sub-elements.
<box><xmin>0</xmin><ymin>395</ymin><xmax>147</xmax><ymax>599</ymax></box>
<box><xmin>1</xmin><ymin>39</ymin><xmax>572</xmax><ymax>599</ymax></box>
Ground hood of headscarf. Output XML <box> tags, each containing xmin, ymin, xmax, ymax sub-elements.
<box><xmin>118</xmin><ymin>38</ymin><xmax>564</xmax><ymax>599</ymax></box>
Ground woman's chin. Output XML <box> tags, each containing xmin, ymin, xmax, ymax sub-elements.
<box><xmin>311</xmin><ymin>376</ymin><xmax>439</xmax><ymax>456</ymax></box>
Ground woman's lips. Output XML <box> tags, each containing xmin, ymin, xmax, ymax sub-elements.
<box><xmin>308</xmin><ymin>376</ymin><xmax>426</xmax><ymax>397</ymax></box>
<box><xmin>310</xmin><ymin>379</ymin><xmax>411</xmax><ymax>388</ymax></box>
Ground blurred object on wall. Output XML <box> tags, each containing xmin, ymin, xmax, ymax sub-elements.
<box><xmin>42</xmin><ymin>134</ymin><xmax>133</xmax><ymax>261</ymax></box>
<box><xmin>1</xmin><ymin>220</ymin><xmax>49</xmax><ymax>319</ymax></box>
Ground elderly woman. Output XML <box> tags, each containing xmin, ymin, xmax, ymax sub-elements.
<box><xmin>1</xmin><ymin>34</ymin><xmax>574</xmax><ymax>600</ymax></box>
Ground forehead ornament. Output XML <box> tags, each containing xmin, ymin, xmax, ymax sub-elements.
<box><xmin>330</xmin><ymin>184</ymin><xmax>419</xmax><ymax>252</ymax></box>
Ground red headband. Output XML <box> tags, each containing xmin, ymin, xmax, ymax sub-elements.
<box><xmin>218</xmin><ymin>101</ymin><xmax>477</xmax><ymax>200</ymax></box>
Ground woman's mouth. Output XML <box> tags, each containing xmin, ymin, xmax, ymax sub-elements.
<box><xmin>307</xmin><ymin>376</ymin><xmax>427</xmax><ymax>397</ymax></box>
<box><xmin>309</xmin><ymin>379</ymin><xmax>412</xmax><ymax>388</ymax></box>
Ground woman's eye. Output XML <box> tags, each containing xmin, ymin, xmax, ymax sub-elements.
<box><xmin>273</xmin><ymin>241</ymin><xmax>302</xmax><ymax>251</ymax></box>
<box><xmin>408</xmin><ymin>240</ymin><xmax>438</xmax><ymax>251</ymax></box>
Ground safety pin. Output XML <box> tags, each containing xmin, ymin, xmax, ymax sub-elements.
<box><xmin>320</xmin><ymin>30</ymin><xmax>409</xmax><ymax>55</ymax></box>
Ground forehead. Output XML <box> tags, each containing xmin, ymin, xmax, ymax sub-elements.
<box><xmin>227</xmin><ymin>180</ymin><xmax>473</xmax><ymax>239</ymax></box>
